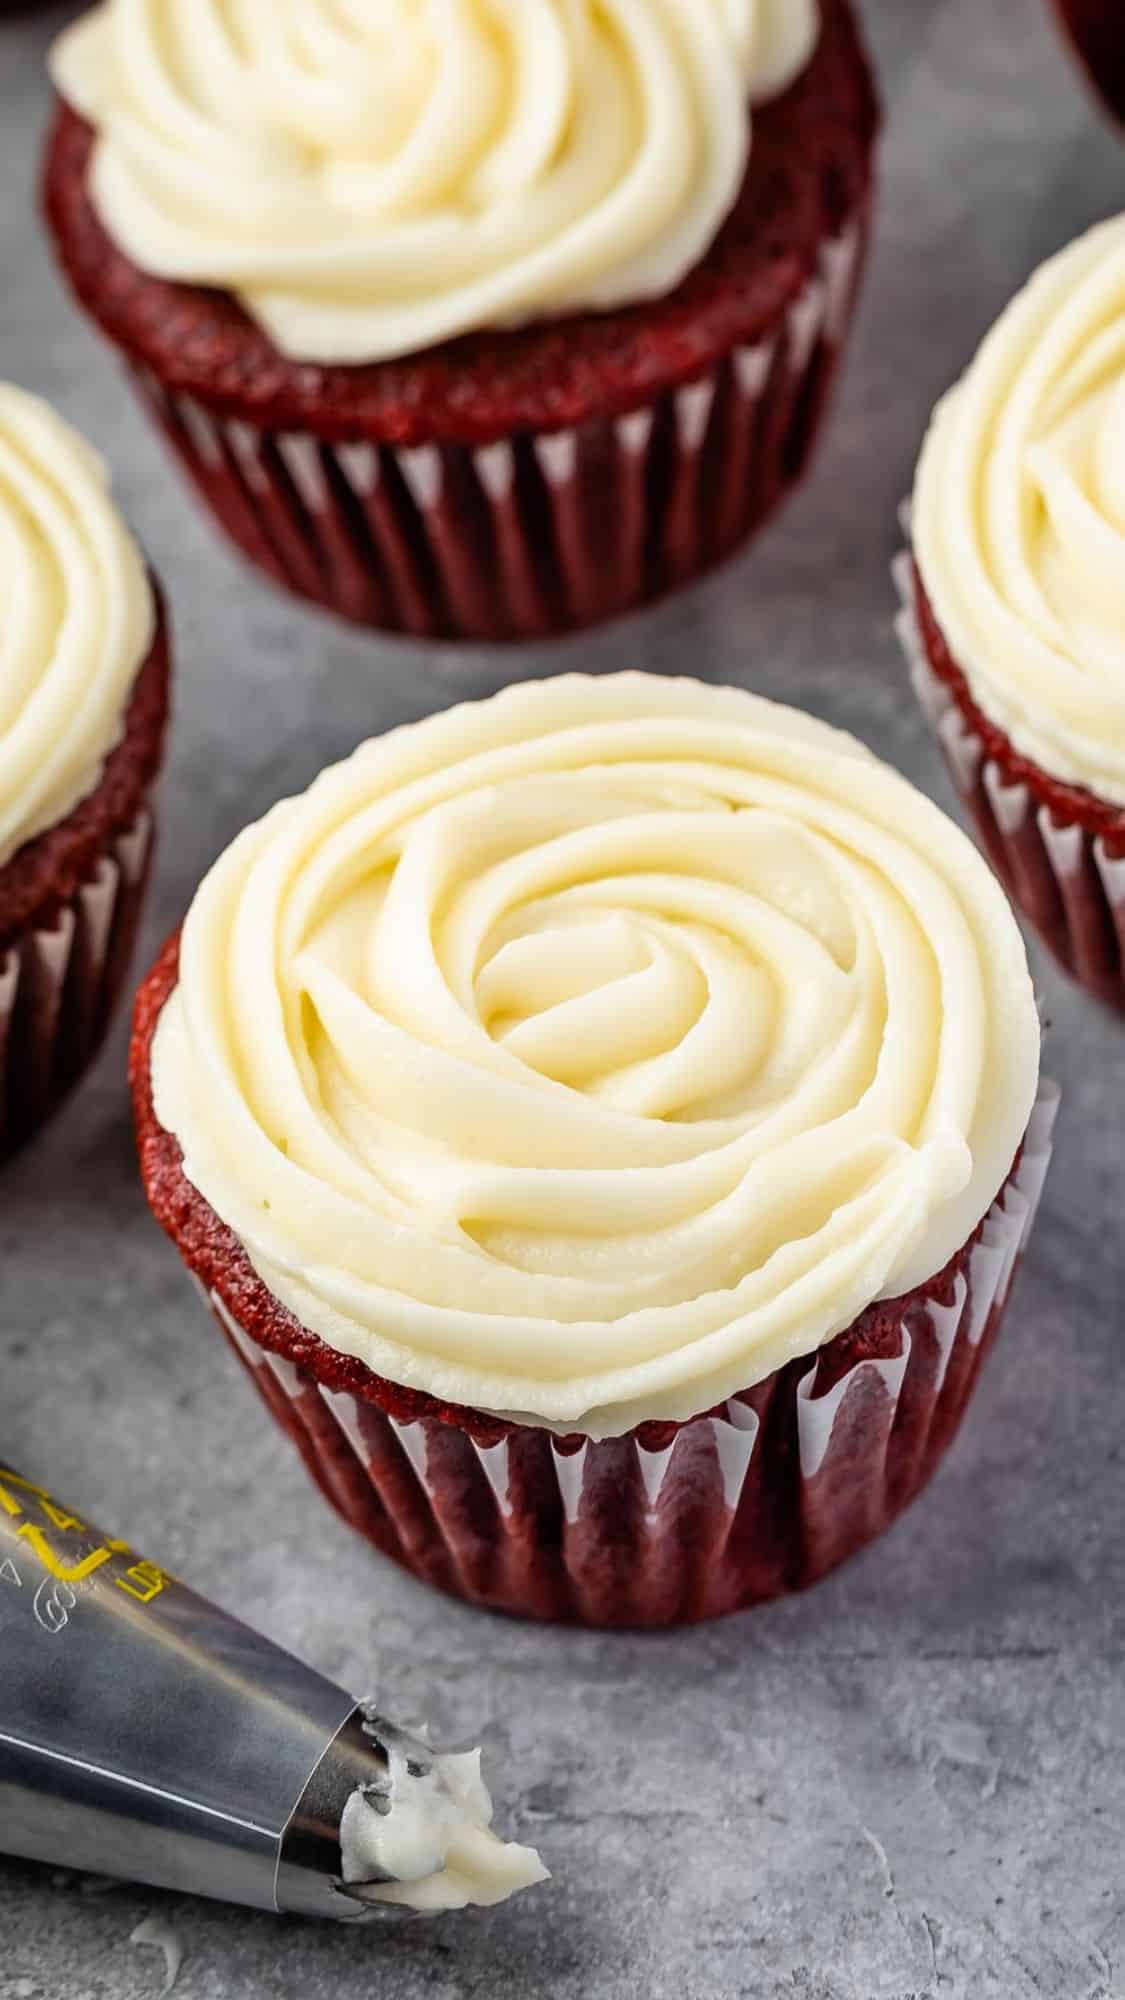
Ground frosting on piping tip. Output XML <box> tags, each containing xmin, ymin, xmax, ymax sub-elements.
<box><xmin>340</xmin><ymin>1730</ymin><xmax>547</xmax><ymax>1914</ymax></box>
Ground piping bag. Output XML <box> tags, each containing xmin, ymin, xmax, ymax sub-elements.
<box><xmin>0</xmin><ymin>1463</ymin><xmax>546</xmax><ymax>1919</ymax></box>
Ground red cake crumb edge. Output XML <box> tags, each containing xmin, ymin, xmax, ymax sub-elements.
<box><xmin>0</xmin><ymin>591</ymin><xmax>171</xmax><ymax>956</ymax></box>
<box><xmin>912</xmin><ymin>560</ymin><xmax>1125</xmax><ymax>854</ymax></box>
<box><xmin>130</xmin><ymin>929</ymin><xmax>1021</xmax><ymax>1455</ymax></box>
<box><xmin>42</xmin><ymin>0</ymin><xmax>879</xmax><ymax>449</ymax></box>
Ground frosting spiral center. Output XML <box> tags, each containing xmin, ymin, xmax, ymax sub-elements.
<box><xmin>0</xmin><ymin>385</ymin><xmax>154</xmax><ymax>868</ymax></box>
<box><xmin>152</xmin><ymin>675</ymin><xmax>1039</xmax><ymax>1437</ymax></box>
<box><xmin>52</xmin><ymin>0</ymin><xmax>819</xmax><ymax>364</ymax></box>
<box><xmin>914</xmin><ymin>215</ymin><xmax>1125</xmax><ymax>804</ymax></box>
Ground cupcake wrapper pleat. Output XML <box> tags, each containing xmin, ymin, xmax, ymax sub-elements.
<box><xmin>199</xmin><ymin>1083</ymin><xmax>1057</xmax><ymax>1629</ymax></box>
<box><xmin>126</xmin><ymin>203</ymin><xmax>869</xmax><ymax>645</ymax></box>
<box><xmin>895</xmin><ymin>548</ymin><xmax>1125</xmax><ymax>1014</ymax></box>
<box><xmin>0</xmin><ymin>809</ymin><xmax>155</xmax><ymax>1161</ymax></box>
<box><xmin>1049</xmin><ymin>0</ymin><xmax>1125</xmax><ymax>127</ymax></box>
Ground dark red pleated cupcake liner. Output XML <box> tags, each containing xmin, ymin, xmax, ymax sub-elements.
<box><xmin>193</xmin><ymin>1082</ymin><xmax>1056</xmax><ymax>1629</ymax></box>
<box><xmin>895</xmin><ymin>543</ymin><xmax>1125</xmax><ymax>1015</ymax></box>
<box><xmin>0</xmin><ymin>808</ymin><xmax>155</xmax><ymax>1162</ymax></box>
<box><xmin>1049</xmin><ymin>0</ymin><xmax>1125</xmax><ymax>125</ymax></box>
<box><xmin>125</xmin><ymin>200</ymin><xmax>869</xmax><ymax>644</ymax></box>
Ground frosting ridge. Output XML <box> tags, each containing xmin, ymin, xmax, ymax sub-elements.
<box><xmin>0</xmin><ymin>384</ymin><xmax>154</xmax><ymax>867</ymax></box>
<box><xmin>914</xmin><ymin>215</ymin><xmax>1125</xmax><ymax>806</ymax></box>
<box><xmin>151</xmin><ymin>675</ymin><xmax>1039</xmax><ymax>1439</ymax></box>
<box><xmin>52</xmin><ymin>0</ymin><xmax>819</xmax><ymax>365</ymax></box>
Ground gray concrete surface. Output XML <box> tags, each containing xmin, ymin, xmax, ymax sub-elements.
<box><xmin>2</xmin><ymin>4</ymin><xmax>1124</xmax><ymax>1996</ymax></box>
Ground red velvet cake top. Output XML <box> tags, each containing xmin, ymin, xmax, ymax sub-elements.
<box><xmin>43</xmin><ymin>0</ymin><xmax>878</xmax><ymax>446</ymax></box>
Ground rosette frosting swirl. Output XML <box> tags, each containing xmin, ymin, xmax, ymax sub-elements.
<box><xmin>152</xmin><ymin>675</ymin><xmax>1039</xmax><ymax>1437</ymax></box>
<box><xmin>52</xmin><ymin>0</ymin><xmax>819</xmax><ymax>365</ymax></box>
<box><xmin>914</xmin><ymin>215</ymin><xmax>1125</xmax><ymax>806</ymax></box>
<box><xmin>0</xmin><ymin>384</ymin><xmax>154</xmax><ymax>868</ymax></box>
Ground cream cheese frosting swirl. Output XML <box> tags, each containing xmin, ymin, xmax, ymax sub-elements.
<box><xmin>152</xmin><ymin>675</ymin><xmax>1040</xmax><ymax>1438</ymax></box>
<box><xmin>51</xmin><ymin>0</ymin><xmax>819</xmax><ymax>366</ymax></box>
<box><xmin>914</xmin><ymin>215</ymin><xmax>1125</xmax><ymax>807</ymax></box>
<box><xmin>0</xmin><ymin>384</ymin><xmax>154</xmax><ymax>868</ymax></box>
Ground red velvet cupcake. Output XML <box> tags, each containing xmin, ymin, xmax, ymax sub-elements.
<box><xmin>43</xmin><ymin>0</ymin><xmax>878</xmax><ymax>645</ymax></box>
<box><xmin>1049</xmin><ymin>0</ymin><xmax>1125</xmax><ymax>126</ymax></box>
<box><xmin>899</xmin><ymin>216</ymin><xmax>1125</xmax><ymax>1017</ymax></box>
<box><xmin>0</xmin><ymin>385</ymin><xmax>169</xmax><ymax>1161</ymax></box>
<box><xmin>131</xmin><ymin>675</ymin><xmax>1051</xmax><ymax>1628</ymax></box>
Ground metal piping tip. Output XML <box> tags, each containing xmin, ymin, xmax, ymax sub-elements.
<box><xmin>0</xmin><ymin>1463</ymin><xmax>545</xmax><ymax>1921</ymax></box>
<box><xmin>276</xmin><ymin>1705</ymin><xmax>417</xmax><ymax>1920</ymax></box>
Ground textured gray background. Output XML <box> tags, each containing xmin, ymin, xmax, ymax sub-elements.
<box><xmin>2</xmin><ymin>3</ymin><xmax>1124</xmax><ymax>1996</ymax></box>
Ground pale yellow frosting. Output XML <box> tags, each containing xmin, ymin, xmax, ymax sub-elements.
<box><xmin>341</xmin><ymin>1746</ymin><xmax>547</xmax><ymax>1914</ymax></box>
<box><xmin>914</xmin><ymin>215</ymin><xmax>1125</xmax><ymax>806</ymax></box>
<box><xmin>151</xmin><ymin>675</ymin><xmax>1040</xmax><ymax>1440</ymax></box>
<box><xmin>51</xmin><ymin>0</ymin><xmax>818</xmax><ymax>366</ymax></box>
<box><xmin>0</xmin><ymin>385</ymin><xmax>154</xmax><ymax>869</ymax></box>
